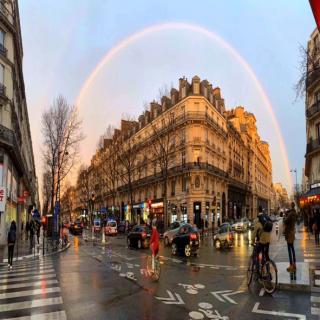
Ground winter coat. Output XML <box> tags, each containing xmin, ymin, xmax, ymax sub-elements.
<box><xmin>252</xmin><ymin>216</ymin><xmax>271</xmax><ymax>244</ymax></box>
<box><xmin>7</xmin><ymin>226</ymin><xmax>16</xmax><ymax>246</ymax></box>
<box><xmin>284</xmin><ymin>209</ymin><xmax>297</xmax><ymax>244</ymax></box>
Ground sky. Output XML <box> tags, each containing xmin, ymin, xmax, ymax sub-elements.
<box><xmin>18</xmin><ymin>0</ymin><xmax>315</xmax><ymax>194</ymax></box>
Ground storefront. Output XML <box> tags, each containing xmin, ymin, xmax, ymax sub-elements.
<box><xmin>228</xmin><ymin>185</ymin><xmax>246</xmax><ymax>219</ymax></box>
<box><xmin>170</xmin><ymin>204</ymin><xmax>177</xmax><ymax>223</ymax></box>
<box><xmin>180</xmin><ymin>203</ymin><xmax>187</xmax><ymax>222</ymax></box>
<box><xmin>300</xmin><ymin>186</ymin><xmax>320</xmax><ymax>215</ymax></box>
<box><xmin>132</xmin><ymin>202</ymin><xmax>149</xmax><ymax>224</ymax></box>
<box><xmin>150</xmin><ymin>199</ymin><xmax>164</xmax><ymax>231</ymax></box>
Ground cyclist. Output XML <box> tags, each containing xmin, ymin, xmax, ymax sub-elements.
<box><xmin>252</xmin><ymin>206</ymin><xmax>271</xmax><ymax>273</ymax></box>
<box><xmin>150</xmin><ymin>218</ymin><xmax>159</xmax><ymax>272</ymax></box>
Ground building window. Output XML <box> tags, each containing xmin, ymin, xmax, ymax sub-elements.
<box><xmin>195</xmin><ymin>176</ymin><xmax>200</xmax><ymax>188</ymax></box>
<box><xmin>0</xmin><ymin>64</ymin><xmax>4</xmax><ymax>84</ymax></box>
<box><xmin>182</xmin><ymin>151</ymin><xmax>186</xmax><ymax>166</ymax></box>
<box><xmin>182</xmin><ymin>176</ymin><xmax>187</xmax><ymax>192</ymax></box>
<box><xmin>171</xmin><ymin>180</ymin><xmax>175</xmax><ymax>196</ymax></box>
<box><xmin>315</xmin><ymin>91</ymin><xmax>320</xmax><ymax>104</ymax></box>
<box><xmin>0</xmin><ymin>29</ymin><xmax>4</xmax><ymax>50</ymax></box>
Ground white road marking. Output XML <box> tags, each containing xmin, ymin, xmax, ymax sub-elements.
<box><xmin>315</xmin><ymin>270</ymin><xmax>320</xmax><ymax>276</ymax></box>
<box><xmin>252</xmin><ymin>302</ymin><xmax>306</xmax><ymax>319</ymax></box>
<box><xmin>0</xmin><ymin>266</ymin><xmax>53</xmax><ymax>275</ymax></box>
<box><xmin>311</xmin><ymin>307</ymin><xmax>320</xmax><ymax>315</ymax></box>
<box><xmin>0</xmin><ymin>263</ymin><xmax>54</xmax><ymax>272</ymax></box>
<box><xmin>0</xmin><ymin>279</ymin><xmax>58</xmax><ymax>290</ymax></box>
<box><xmin>259</xmin><ymin>288</ymin><xmax>265</xmax><ymax>297</ymax></box>
<box><xmin>155</xmin><ymin>290</ymin><xmax>185</xmax><ymax>305</ymax></box>
<box><xmin>0</xmin><ymin>286</ymin><xmax>61</xmax><ymax>299</ymax></box>
<box><xmin>1</xmin><ymin>311</ymin><xmax>67</xmax><ymax>320</ymax></box>
<box><xmin>211</xmin><ymin>290</ymin><xmax>231</xmax><ymax>303</ymax></box>
<box><xmin>0</xmin><ymin>269</ymin><xmax>55</xmax><ymax>279</ymax></box>
<box><xmin>211</xmin><ymin>290</ymin><xmax>243</xmax><ymax>304</ymax></box>
<box><xmin>0</xmin><ymin>297</ymin><xmax>63</xmax><ymax>312</ymax></box>
<box><xmin>0</xmin><ymin>273</ymin><xmax>56</xmax><ymax>284</ymax></box>
<box><xmin>304</xmin><ymin>259</ymin><xmax>320</xmax><ymax>263</ymax></box>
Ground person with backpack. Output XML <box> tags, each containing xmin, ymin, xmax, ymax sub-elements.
<box><xmin>284</xmin><ymin>202</ymin><xmax>297</xmax><ymax>272</ymax></box>
<box><xmin>252</xmin><ymin>206</ymin><xmax>273</xmax><ymax>270</ymax></box>
<box><xmin>7</xmin><ymin>221</ymin><xmax>16</xmax><ymax>270</ymax></box>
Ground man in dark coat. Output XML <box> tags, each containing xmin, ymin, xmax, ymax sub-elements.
<box><xmin>7</xmin><ymin>221</ymin><xmax>16</xmax><ymax>269</ymax></box>
<box><xmin>284</xmin><ymin>202</ymin><xmax>297</xmax><ymax>272</ymax></box>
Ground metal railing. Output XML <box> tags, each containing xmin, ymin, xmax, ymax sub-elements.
<box><xmin>0</xmin><ymin>43</ymin><xmax>7</xmax><ymax>57</ymax></box>
<box><xmin>306</xmin><ymin>139</ymin><xmax>320</xmax><ymax>155</ymax></box>
<box><xmin>306</xmin><ymin>101</ymin><xmax>320</xmax><ymax>118</ymax></box>
<box><xmin>307</xmin><ymin>68</ymin><xmax>320</xmax><ymax>89</ymax></box>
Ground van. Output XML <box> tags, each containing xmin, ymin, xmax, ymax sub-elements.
<box><xmin>105</xmin><ymin>220</ymin><xmax>117</xmax><ymax>236</ymax></box>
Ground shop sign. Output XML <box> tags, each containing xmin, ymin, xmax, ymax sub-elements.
<box><xmin>151</xmin><ymin>202</ymin><xmax>163</xmax><ymax>209</ymax></box>
<box><xmin>0</xmin><ymin>187</ymin><xmax>6</xmax><ymax>211</ymax></box>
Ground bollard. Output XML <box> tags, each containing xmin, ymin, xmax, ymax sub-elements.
<box><xmin>102</xmin><ymin>229</ymin><xmax>106</xmax><ymax>244</ymax></box>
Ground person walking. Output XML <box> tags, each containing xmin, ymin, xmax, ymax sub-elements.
<box><xmin>36</xmin><ymin>221</ymin><xmax>41</xmax><ymax>245</ymax></box>
<box><xmin>7</xmin><ymin>221</ymin><xmax>16</xmax><ymax>270</ymax></box>
<box><xmin>284</xmin><ymin>202</ymin><xmax>297</xmax><ymax>272</ymax></box>
<box><xmin>25</xmin><ymin>220</ymin><xmax>30</xmax><ymax>240</ymax></box>
<box><xmin>315</xmin><ymin>210</ymin><xmax>320</xmax><ymax>246</ymax></box>
<box><xmin>29</xmin><ymin>219</ymin><xmax>35</xmax><ymax>249</ymax></box>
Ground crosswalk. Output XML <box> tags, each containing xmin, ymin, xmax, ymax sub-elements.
<box><xmin>0</xmin><ymin>258</ymin><xmax>67</xmax><ymax>319</ymax></box>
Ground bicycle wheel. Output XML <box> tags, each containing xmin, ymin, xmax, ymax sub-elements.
<box><xmin>261</xmin><ymin>260</ymin><xmax>278</xmax><ymax>294</ymax></box>
<box><xmin>247</xmin><ymin>256</ymin><xmax>254</xmax><ymax>286</ymax></box>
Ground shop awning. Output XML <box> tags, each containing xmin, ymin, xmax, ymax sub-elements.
<box><xmin>300</xmin><ymin>187</ymin><xmax>320</xmax><ymax>206</ymax></box>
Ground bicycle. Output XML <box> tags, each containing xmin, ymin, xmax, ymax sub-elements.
<box><xmin>146</xmin><ymin>254</ymin><xmax>161</xmax><ymax>281</ymax></box>
<box><xmin>247</xmin><ymin>243</ymin><xmax>278</xmax><ymax>294</ymax></box>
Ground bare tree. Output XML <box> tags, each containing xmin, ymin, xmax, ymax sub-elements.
<box><xmin>41</xmin><ymin>95</ymin><xmax>84</xmax><ymax>214</ymax></box>
<box><xmin>295</xmin><ymin>44</ymin><xmax>319</xmax><ymax>99</ymax></box>
<box><xmin>41</xmin><ymin>170</ymin><xmax>52</xmax><ymax>214</ymax></box>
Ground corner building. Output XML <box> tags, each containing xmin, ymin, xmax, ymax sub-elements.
<box><xmin>0</xmin><ymin>1</ymin><xmax>37</xmax><ymax>248</ymax></box>
<box><xmin>88</xmin><ymin>76</ymin><xmax>272</xmax><ymax>229</ymax></box>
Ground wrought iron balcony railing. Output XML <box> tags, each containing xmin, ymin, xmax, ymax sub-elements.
<box><xmin>306</xmin><ymin>101</ymin><xmax>320</xmax><ymax>118</ymax></box>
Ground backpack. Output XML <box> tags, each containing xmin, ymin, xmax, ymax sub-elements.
<box><xmin>8</xmin><ymin>229</ymin><xmax>16</xmax><ymax>244</ymax></box>
<box><xmin>258</xmin><ymin>213</ymin><xmax>273</xmax><ymax>232</ymax></box>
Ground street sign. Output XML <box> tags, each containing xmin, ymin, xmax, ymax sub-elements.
<box><xmin>0</xmin><ymin>187</ymin><xmax>6</xmax><ymax>211</ymax></box>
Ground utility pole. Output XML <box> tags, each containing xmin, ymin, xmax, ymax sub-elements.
<box><xmin>290</xmin><ymin>169</ymin><xmax>298</xmax><ymax>204</ymax></box>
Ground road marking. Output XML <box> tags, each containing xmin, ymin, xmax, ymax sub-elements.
<box><xmin>0</xmin><ymin>266</ymin><xmax>53</xmax><ymax>275</ymax></box>
<box><xmin>304</xmin><ymin>259</ymin><xmax>320</xmax><ymax>263</ymax></box>
<box><xmin>0</xmin><ymin>286</ymin><xmax>61</xmax><ymax>299</ymax></box>
<box><xmin>0</xmin><ymin>279</ymin><xmax>58</xmax><ymax>290</ymax></box>
<box><xmin>155</xmin><ymin>290</ymin><xmax>185</xmax><ymax>305</ymax></box>
<box><xmin>211</xmin><ymin>290</ymin><xmax>243</xmax><ymax>304</ymax></box>
<box><xmin>0</xmin><ymin>263</ymin><xmax>54</xmax><ymax>272</ymax></box>
<box><xmin>311</xmin><ymin>307</ymin><xmax>320</xmax><ymax>315</ymax></box>
<box><xmin>0</xmin><ymin>273</ymin><xmax>56</xmax><ymax>284</ymax></box>
<box><xmin>252</xmin><ymin>302</ymin><xmax>306</xmax><ymax>319</ymax></box>
<box><xmin>0</xmin><ymin>297</ymin><xmax>63</xmax><ymax>312</ymax></box>
<box><xmin>0</xmin><ymin>269</ymin><xmax>55</xmax><ymax>279</ymax></box>
<box><xmin>259</xmin><ymin>288</ymin><xmax>265</xmax><ymax>297</ymax></box>
<box><xmin>315</xmin><ymin>270</ymin><xmax>320</xmax><ymax>276</ymax></box>
<box><xmin>1</xmin><ymin>311</ymin><xmax>67</xmax><ymax>320</ymax></box>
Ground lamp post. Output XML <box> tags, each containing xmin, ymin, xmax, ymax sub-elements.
<box><xmin>290</xmin><ymin>169</ymin><xmax>298</xmax><ymax>204</ymax></box>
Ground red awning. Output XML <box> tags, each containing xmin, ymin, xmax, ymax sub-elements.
<box><xmin>310</xmin><ymin>0</ymin><xmax>320</xmax><ymax>30</ymax></box>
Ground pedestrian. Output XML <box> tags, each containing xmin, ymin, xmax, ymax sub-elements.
<box><xmin>36</xmin><ymin>221</ymin><xmax>41</xmax><ymax>245</ymax></box>
<box><xmin>25</xmin><ymin>220</ymin><xmax>30</xmax><ymax>240</ymax></box>
<box><xmin>7</xmin><ymin>221</ymin><xmax>16</xmax><ymax>270</ymax></box>
<box><xmin>284</xmin><ymin>202</ymin><xmax>297</xmax><ymax>272</ymax></box>
<box><xmin>29</xmin><ymin>219</ymin><xmax>35</xmax><ymax>249</ymax></box>
<box><xmin>315</xmin><ymin>210</ymin><xmax>320</xmax><ymax>245</ymax></box>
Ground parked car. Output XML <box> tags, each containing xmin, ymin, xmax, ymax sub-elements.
<box><xmin>117</xmin><ymin>221</ymin><xmax>126</xmax><ymax>233</ymax></box>
<box><xmin>171</xmin><ymin>224</ymin><xmax>200</xmax><ymax>257</ymax></box>
<box><xmin>164</xmin><ymin>221</ymin><xmax>186</xmax><ymax>246</ymax></box>
<box><xmin>93</xmin><ymin>218</ymin><xmax>101</xmax><ymax>232</ymax></box>
<box><xmin>213</xmin><ymin>223</ymin><xmax>234</xmax><ymax>250</ymax></box>
<box><xmin>105</xmin><ymin>220</ymin><xmax>118</xmax><ymax>236</ymax></box>
<box><xmin>232</xmin><ymin>218</ymin><xmax>250</xmax><ymax>232</ymax></box>
<box><xmin>70</xmin><ymin>220</ymin><xmax>83</xmax><ymax>235</ymax></box>
<box><xmin>127</xmin><ymin>225</ymin><xmax>152</xmax><ymax>249</ymax></box>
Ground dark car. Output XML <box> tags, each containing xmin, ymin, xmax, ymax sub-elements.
<box><xmin>171</xmin><ymin>224</ymin><xmax>200</xmax><ymax>257</ymax></box>
<box><xmin>127</xmin><ymin>225</ymin><xmax>151</xmax><ymax>249</ymax></box>
<box><xmin>117</xmin><ymin>221</ymin><xmax>126</xmax><ymax>233</ymax></box>
<box><xmin>70</xmin><ymin>220</ymin><xmax>83</xmax><ymax>235</ymax></box>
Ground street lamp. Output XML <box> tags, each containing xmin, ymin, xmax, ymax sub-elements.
<box><xmin>290</xmin><ymin>169</ymin><xmax>298</xmax><ymax>204</ymax></box>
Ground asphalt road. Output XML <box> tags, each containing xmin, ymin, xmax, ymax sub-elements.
<box><xmin>0</xmin><ymin>224</ymin><xmax>316</xmax><ymax>320</ymax></box>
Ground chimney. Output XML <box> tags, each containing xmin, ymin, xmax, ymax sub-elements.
<box><xmin>171</xmin><ymin>88</ymin><xmax>179</xmax><ymax>106</ymax></box>
<box><xmin>161</xmin><ymin>96</ymin><xmax>172</xmax><ymax>111</ymax></box>
<box><xmin>192</xmin><ymin>75</ymin><xmax>200</xmax><ymax>94</ymax></box>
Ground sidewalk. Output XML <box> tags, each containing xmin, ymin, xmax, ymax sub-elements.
<box><xmin>0</xmin><ymin>234</ymin><xmax>42</xmax><ymax>264</ymax></box>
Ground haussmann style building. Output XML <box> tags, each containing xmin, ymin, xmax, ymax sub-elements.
<box><xmin>77</xmin><ymin>76</ymin><xmax>273</xmax><ymax>231</ymax></box>
<box><xmin>0</xmin><ymin>1</ymin><xmax>38</xmax><ymax>252</ymax></box>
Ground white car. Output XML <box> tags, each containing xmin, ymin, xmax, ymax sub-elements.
<box><xmin>105</xmin><ymin>220</ymin><xmax>117</xmax><ymax>236</ymax></box>
<box><xmin>164</xmin><ymin>221</ymin><xmax>186</xmax><ymax>246</ymax></box>
<box><xmin>232</xmin><ymin>218</ymin><xmax>249</xmax><ymax>232</ymax></box>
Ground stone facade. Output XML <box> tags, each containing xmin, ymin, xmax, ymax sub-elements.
<box><xmin>305</xmin><ymin>28</ymin><xmax>320</xmax><ymax>189</ymax></box>
<box><xmin>75</xmin><ymin>76</ymin><xmax>272</xmax><ymax>230</ymax></box>
<box><xmin>0</xmin><ymin>1</ymin><xmax>38</xmax><ymax>246</ymax></box>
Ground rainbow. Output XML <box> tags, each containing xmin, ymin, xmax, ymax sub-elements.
<box><xmin>75</xmin><ymin>22</ymin><xmax>292</xmax><ymax>190</ymax></box>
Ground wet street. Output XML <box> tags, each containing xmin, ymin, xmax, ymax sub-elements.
<box><xmin>0</xmin><ymin>225</ymin><xmax>316</xmax><ymax>320</ymax></box>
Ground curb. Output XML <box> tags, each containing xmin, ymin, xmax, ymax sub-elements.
<box><xmin>0</xmin><ymin>242</ymin><xmax>71</xmax><ymax>266</ymax></box>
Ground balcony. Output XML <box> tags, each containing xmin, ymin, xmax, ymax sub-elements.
<box><xmin>306</xmin><ymin>101</ymin><xmax>320</xmax><ymax>118</ymax></box>
<box><xmin>0</xmin><ymin>83</ymin><xmax>6</xmax><ymax>100</ymax></box>
<box><xmin>306</xmin><ymin>139</ymin><xmax>320</xmax><ymax>156</ymax></box>
<box><xmin>307</xmin><ymin>67</ymin><xmax>320</xmax><ymax>90</ymax></box>
<box><xmin>0</xmin><ymin>3</ymin><xmax>13</xmax><ymax>30</ymax></box>
<box><xmin>0</xmin><ymin>43</ymin><xmax>7</xmax><ymax>57</ymax></box>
